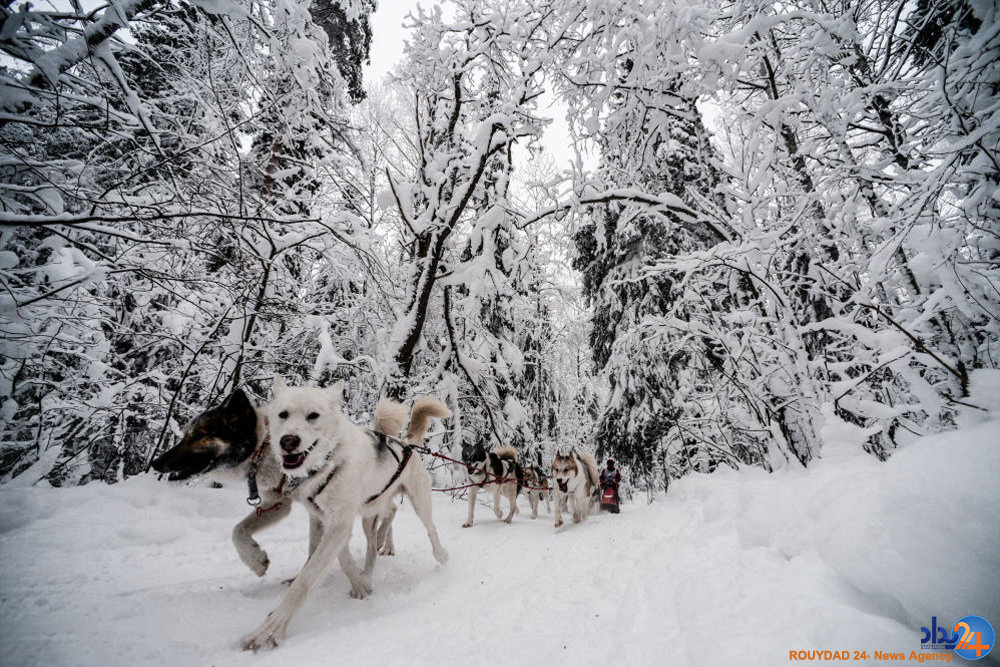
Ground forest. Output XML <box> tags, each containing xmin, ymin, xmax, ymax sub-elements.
<box><xmin>1</xmin><ymin>0</ymin><xmax>997</xmax><ymax>493</ymax></box>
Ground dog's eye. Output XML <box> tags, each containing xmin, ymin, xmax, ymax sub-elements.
<box><xmin>306</xmin><ymin>412</ymin><xmax>320</xmax><ymax>422</ymax></box>
<box><xmin>278</xmin><ymin>410</ymin><xmax>289</xmax><ymax>420</ymax></box>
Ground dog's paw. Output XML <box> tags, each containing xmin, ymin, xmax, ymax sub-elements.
<box><xmin>236</xmin><ymin>545</ymin><xmax>270</xmax><ymax>577</ymax></box>
<box><xmin>349</xmin><ymin>578</ymin><xmax>373</xmax><ymax>599</ymax></box>
<box><xmin>573</xmin><ymin>513</ymin><xmax>582</xmax><ymax>524</ymax></box>
<box><xmin>243</xmin><ymin>613</ymin><xmax>287</xmax><ymax>652</ymax></box>
<box><xmin>249</xmin><ymin>554</ymin><xmax>270</xmax><ymax>577</ymax></box>
<box><xmin>461</xmin><ymin>522</ymin><xmax>473</xmax><ymax>528</ymax></box>
<box><xmin>554</xmin><ymin>519</ymin><xmax>563</xmax><ymax>528</ymax></box>
<box><xmin>433</xmin><ymin>546</ymin><xmax>449</xmax><ymax>564</ymax></box>
<box><xmin>503</xmin><ymin>516</ymin><xmax>513</xmax><ymax>524</ymax></box>
<box><xmin>243</xmin><ymin>633</ymin><xmax>278</xmax><ymax>652</ymax></box>
<box><xmin>378</xmin><ymin>543</ymin><xmax>396</xmax><ymax>557</ymax></box>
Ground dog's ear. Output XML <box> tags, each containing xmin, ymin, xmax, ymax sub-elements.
<box><xmin>223</xmin><ymin>387</ymin><xmax>251</xmax><ymax>410</ymax></box>
<box><xmin>272</xmin><ymin>375</ymin><xmax>287</xmax><ymax>396</ymax></box>
<box><xmin>328</xmin><ymin>379</ymin><xmax>345</xmax><ymax>404</ymax></box>
<box><xmin>222</xmin><ymin>388</ymin><xmax>255</xmax><ymax>422</ymax></box>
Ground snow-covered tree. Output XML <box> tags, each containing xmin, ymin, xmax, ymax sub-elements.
<box><xmin>1</xmin><ymin>0</ymin><xmax>996</xmax><ymax>490</ymax></box>
<box><xmin>0</xmin><ymin>0</ymin><xmax>374</xmax><ymax>483</ymax></box>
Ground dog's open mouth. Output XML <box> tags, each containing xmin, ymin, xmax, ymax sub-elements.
<box><xmin>557</xmin><ymin>480</ymin><xmax>568</xmax><ymax>493</ymax></box>
<box><xmin>282</xmin><ymin>451</ymin><xmax>307</xmax><ymax>469</ymax></box>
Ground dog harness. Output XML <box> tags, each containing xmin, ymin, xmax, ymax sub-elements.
<box><xmin>256</xmin><ymin>430</ymin><xmax>414</xmax><ymax>510</ymax></box>
<box><xmin>305</xmin><ymin>464</ymin><xmax>341</xmax><ymax>509</ymax></box>
<box><xmin>466</xmin><ymin>459</ymin><xmax>488</xmax><ymax>484</ymax></box>
<box><xmin>365</xmin><ymin>432</ymin><xmax>414</xmax><ymax>505</ymax></box>
<box><xmin>272</xmin><ymin>443</ymin><xmax>339</xmax><ymax>500</ymax></box>
<box><xmin>247</xmin><ymin>416</ymin><xmax>340</xmax><ymax>511</ymax></box>
<box><xmin>467</xmin><ymin>453</ymin><xmax>514</xmax><ymax>488</ymax></box>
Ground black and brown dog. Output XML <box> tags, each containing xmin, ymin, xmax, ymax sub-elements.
<box><xmin>152</xmin><ymin>389</ymin><xmax>259</xmax><ymax>481</ymax></box>
<box><xmin>151</xmin><ymin>387</ymin><xmax>404</xmax><ymax>596</ymax></box>
<box><xmin>151</xmin><ymin>388</ymin><xmax>309</xmax><ymax>579</ymax></box>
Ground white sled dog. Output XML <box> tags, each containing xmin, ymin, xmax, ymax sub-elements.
<box><xmin>460</xmin><ymin>442</ymin><xmax>523</xmax><ymax>527</ymax></box>
<box><xmin>243</xmin><ymin>378</ymin><xmax>450</xmax><ymax>651</ymax></box>
<box><xmin>150</xmin><ymin>388</ymin><xmax>403</xmax><ymax>590</ymax></box>
<box><xmin>550</xmin><ymin>450</ymin><xmax>599</xmax><ymax>528</ymax></box>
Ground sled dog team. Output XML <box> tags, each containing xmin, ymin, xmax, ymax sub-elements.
<box><xmin>459</xmin><ymin>442</ymin><xmax>601</xmax><ymax>529</ymax></box>
<box><xmin>151</xmin><ymin>378</ymin><xmax>605</xmax><ymax>651</ymax></box>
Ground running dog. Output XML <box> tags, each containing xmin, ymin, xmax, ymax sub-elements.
<box><xmin>550</xmin><ymin>450</ymin><xmax>599</xmax><ymax>528</ymax></box>
<box><xmin>243</xmin><ymin>377</ymin><xmax>450</xmax><ymax>651</ymax></box>
<box><xmin>522</xmin><ymin>464</ymin><xmax>551</xmax><ymax>519</ymax></box>
<box><xmin>151</xmin><ymin>388</ymin><xmax>299</xmax><ymax>579</ymax></box>
<box><xmin>460</xmin><ymin>442</ymin><xmax>523</xmax><ymax>527</ymax></box>
<box><xmin>150</xmin><ymin>387</ymin><xmax>407</xmax><ymax>594</ymax></box>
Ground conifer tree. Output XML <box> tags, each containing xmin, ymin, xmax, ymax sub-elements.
<box><xmin>574</xmin><ymin>73</ymin><xmax>732</xmax><ymax>490</ymax></box>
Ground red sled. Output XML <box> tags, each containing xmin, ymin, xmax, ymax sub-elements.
<box><xmin>600</xmin><ymin>483</ymin><xmax>620</xmax><ymax>513</ymax></box>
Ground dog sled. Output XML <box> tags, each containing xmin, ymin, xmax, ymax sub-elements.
<box><xmin>600</xmin><ymin>481</ymin><xmax>620</xmax><ymax>513</ymax></box>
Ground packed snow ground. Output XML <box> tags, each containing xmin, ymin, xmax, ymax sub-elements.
<box><xmin>2</xmin><ymin>408</ymin><xmax>998</xmax><ymax>666</ymax></box>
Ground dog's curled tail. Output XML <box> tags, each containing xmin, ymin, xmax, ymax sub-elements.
<box><xmin>373</xmin><ymin>399</ymin><xmax>408</xmax><ymax>437</ymax></box>
<box><xmin>405</xmin><ymin>396</ymin><xmax>452</xmax><ymax>444</ymax></box>
<box><xmin>492</xmin><ymin>444</ymin><xmax>517</xmax><ymax>460</ymax></box>
<box><xmin>579</xmin><ymin>452</ymin><xmax>600</xmax><ymax>491</ymax></box>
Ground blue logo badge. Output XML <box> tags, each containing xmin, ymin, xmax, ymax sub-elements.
<box><xmin>953</xmin><ymin>615</ymin><xmax>994</xmax><ymax>661</ymax></box>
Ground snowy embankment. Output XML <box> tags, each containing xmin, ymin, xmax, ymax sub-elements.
<box><xmin>2</xmin><ymin>412</ymin><xmax>998</xmax><ymax>666</ymax></box>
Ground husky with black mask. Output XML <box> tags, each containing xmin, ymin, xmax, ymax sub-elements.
<box><xmin>460</xmin><ymin>442</ymin><xmax>524</xmax><ymax>527</ymax></box>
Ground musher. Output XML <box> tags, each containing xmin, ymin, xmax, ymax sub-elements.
<box><xmin>600</xmin><ymin>459</ymin><xmax>621</xmax><ymax>513</ymax></box>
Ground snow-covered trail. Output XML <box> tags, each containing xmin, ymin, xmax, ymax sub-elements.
<box><xmin>2</xmin><ymin>419</ymin><xmax>998</xmax><ymax>667</ymax></box>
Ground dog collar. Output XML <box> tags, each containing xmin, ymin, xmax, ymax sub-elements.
<box><xmin>302</xmin><ymin>444</ymin><xmax>334</xmax><ymax>477</ymax></box>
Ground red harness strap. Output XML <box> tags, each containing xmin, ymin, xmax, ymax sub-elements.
<box><xmin>254</xmin><ymin>475</ymin><xmax>287</xmax><ymax>517</ymax></box>
<box><xmin>431</xmin><ymin>481</ymin><xmax>496</xmax><ymax>493</ymax></box>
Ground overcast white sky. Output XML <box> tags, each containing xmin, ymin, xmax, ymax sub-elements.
<box><xmin>364</xmin><ymin>0</ymin><xmax>425</xmax><ymax>81</ymax></box>
<box><xmin>362</xmin><ymin>0</ymin><xmax>590</xmax><ymax>174</ymax></box>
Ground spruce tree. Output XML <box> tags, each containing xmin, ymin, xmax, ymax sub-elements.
<box><xmin>573</xmin><ymin>74</ymin><xmax>731</xmax><ymax>491</ymax></box>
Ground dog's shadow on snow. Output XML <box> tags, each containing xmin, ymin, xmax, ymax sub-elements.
<box><xmin>235</xmin><ymin>556</ymin><xmax>442</xmax><ymax>605</ymax></box>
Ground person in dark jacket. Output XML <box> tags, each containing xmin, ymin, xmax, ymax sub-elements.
<box><xmin>600</xmin><ymin>459</ymin><xmax>621</xmax><ymax>513</ymax></box>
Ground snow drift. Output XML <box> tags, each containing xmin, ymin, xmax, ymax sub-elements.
<box><xmin>1</xmin><ymin>403</ymin><xmax>997</xmax><ymax>666</ymax></box>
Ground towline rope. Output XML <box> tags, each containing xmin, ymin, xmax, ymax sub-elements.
<box><xmin>246</xmin><ymin>428</ymin><xmax>552</xmax><ymax>509</ymax></box>
<box><xmin>401</xmin><ymin>441</ymin><xmax>552</xmax><ymax>493</ymax></box>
